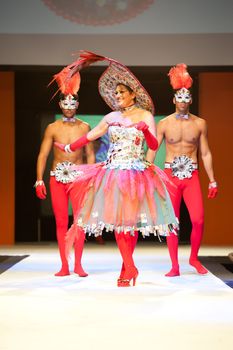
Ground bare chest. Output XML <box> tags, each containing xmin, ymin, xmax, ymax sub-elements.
<box><xmin>165</xmin><ymin>121</ymin><xmax>200</xmax><ymax>145</ymax></box>
<box><xmin>54</xmin><ymin>123</ymin><xmax>86</xmax><ymax>144</ymax></box>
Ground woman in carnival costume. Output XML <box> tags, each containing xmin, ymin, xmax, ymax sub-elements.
<box><xmin>53</xmin><ymin>51</ymin><xmax>178</xmax><ymax>287</ymax></box>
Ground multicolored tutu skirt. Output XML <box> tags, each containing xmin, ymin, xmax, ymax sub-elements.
<box><xmin>67</xmin><ymin>162</ymin><xmax>178</xmax><ymax>238</ymax></box>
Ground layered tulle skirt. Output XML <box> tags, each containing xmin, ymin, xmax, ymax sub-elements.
<box><xmin>67</xmin><ymin>162</ymin><xmax>178</xmax><ymax>238</ymax></box>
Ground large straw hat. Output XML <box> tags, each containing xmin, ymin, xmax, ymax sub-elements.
<box><xmin>98</xmin><ymin>59</ymin><xmax>155</xmax><ymax>114</ymax></box>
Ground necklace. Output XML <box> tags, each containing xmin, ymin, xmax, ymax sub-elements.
<box><xmin>120</xmin><ymin>104</ymin><xmax>136</xmax><ymax>112</ymax></box>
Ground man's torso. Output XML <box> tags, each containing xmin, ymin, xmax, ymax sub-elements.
<box><xmin>51</xmin><ymin>119</ymin><xmax>90</xmax><ymax>169</ymax></box>
<box><xmin>162</xmin><ymin>113</ymin><xmax>203</xmax><ymax>162</ymax></box>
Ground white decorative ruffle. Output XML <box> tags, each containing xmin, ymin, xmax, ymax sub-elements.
<box><xmin>76</xmin><ymin>218</ymin><xmax>179</xmax><ymax>239</ymax></box>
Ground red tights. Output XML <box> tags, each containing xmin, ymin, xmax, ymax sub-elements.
<box><xmin>50</xmin><ymin>177</ymin><xmax>86</xmax><ymax>276</ymax></box>
<box><xmin>114</xmin><ymin>231</ymin><xmax>138</xmax><ymax>283</ymax></box>
<box><xmin>164</xmin><ymin>170</ymin><xmax>207</xmax><ymax>276</ymax></box>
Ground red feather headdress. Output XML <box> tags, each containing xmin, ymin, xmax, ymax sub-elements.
<box><xmin>168</xmin><ymin>63</ymin><xmax>193</xmax><ymax>90</ymax></box>
<box><xmin>49</xmin><ymin>50</ymin><xmax>106</xmax><ymax>98</ymax></box>
<box><xmin>49</xmin><ymin>50</ymin><xmax>154</xmax><ymax>113</ymax></box>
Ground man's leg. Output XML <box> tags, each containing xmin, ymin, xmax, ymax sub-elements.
<box><xmin>50</xmin><ymin>177</ymin><xmax>70</xmax><ymax>276</ymax></box>
<box><xmin>69</xmin><ymin>187</ymin><xmax>88</xmax><ymax>277</ymax></box>
<box><xmin>164</xmin><ymin>170</ymin><xmax>182</xmax><ymax>277</ymax></box>
<box><xmin>183</xmin><ymin>172</ymin><xmax>207</xmax><ymax>274</ymax></box>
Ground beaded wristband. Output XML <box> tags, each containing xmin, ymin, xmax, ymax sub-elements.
<box><xmin>208</xmin><ymin>181</ymin><xmax>217</xmax><ymax>189</ymax></box>
<box><xmin>34</xmin><ymin>180</ymin><xmax>44</xmax><ymax>188</ymax></box>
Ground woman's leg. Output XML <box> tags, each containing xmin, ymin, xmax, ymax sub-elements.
<box><xmin>117</xmin><ymin>230</ymin><xmax>139</xmax><ymax>282</ymax></box>
<box><xmin>115</xmin><ymin>231</ymin><xmax>138</xmax><ymax>287</ymax></box>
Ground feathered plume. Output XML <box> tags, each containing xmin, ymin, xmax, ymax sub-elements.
<box><xmin>168</xmin><ymin>63</ymin><xmax>193</xmax><ymax>90</ymax></box>
<box><xmin>49</xmin><ymin>50</ymin><xmax>106</xmax><ymax>98</ymax></box>
<box><xmin>52</xmin><ymin>67</ymin><xmax>81</xmax><ymax>96</ymax></box>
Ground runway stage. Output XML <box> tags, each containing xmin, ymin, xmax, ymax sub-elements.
<box><xmin>1</xmin><ymin>242</ymin><xmax>233</xmax><ymax>350</ymax></box>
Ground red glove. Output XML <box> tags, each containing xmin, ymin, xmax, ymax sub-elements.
<box><xmin>35</xmin><ymin>180</ymin><xmax>47</xmax><ymax>200</ymax></box>
<box><xmin>54</xmin><ymin>135</ymin><xmax>89</xmax><ymax>153</ymax></box>
<box><xmin>208</xmin><ymin>181</ymin><xmax>218</xmax><ymax>199</ymax></box>
<box><xmin>135</xmin><ymin>121</ymin><xmax>158</xmax><ymax>151</ymax></box>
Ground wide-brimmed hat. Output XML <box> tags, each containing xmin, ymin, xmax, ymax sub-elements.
<box><xmin>98</xmin><ymin>59</ymin><xmax>155</xmax><ymax>114</ymax></box>
<box><xmin>50</xmin><ymin>51</ymin><xmax>154</xmax><ymax>114</ymax></box>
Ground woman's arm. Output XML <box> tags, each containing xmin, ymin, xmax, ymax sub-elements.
<box><xmin>55</xmin><ymin>116</ymin><xmax>109</xmax><ymax>153</ymax></box>
<box><xmin>136</xmin><ymin>112</ymin><xmax>158</xmax><ymax>151</ymax></box>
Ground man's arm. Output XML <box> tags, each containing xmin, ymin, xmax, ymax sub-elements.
<box><xmin>153</xmin><ymin>119</ymin><xmax>165</xmax><ymax>163</ymax></box>
<box><xmin>85</xmin><ymin>142</ymin><xmax>95</xmax><ymax>164</ymax></box>
<box><xmin>35</xmin><ymin>124</ymin><xmax>53</xmax><ymax>199</ymax></box>
<box><xmin>37</xmin><ymin>124</ymin><xmax>53</xmax><ymax>180</ymax></box>
<box><xmin>199</xmin><ymin>120</ymin><xmax>215</xmax><ymax>182</ymax></box>
<box><xmin>199</xmin><ymin>119</ymin><xmax>218</xmax><ymax>198</ymax></box>
<box><xmin>156</xmin><ymin>119</ymin><xmax>165</xmax><ymax>149</ymax></box>
<box><xmin>144</xmin><ymin>113</ymin><xmax>157</xmax><ymax>162</ymax></box>
<box><xmin>84</xmin><ymin>126</ymin><xmax>95</xmax><ymax>164</ymax></box>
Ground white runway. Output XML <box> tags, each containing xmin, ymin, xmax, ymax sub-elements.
<box><xmin>1</xmin><ymin>242</ymin><xmax>233</xmax><ymax>350</ymax></box>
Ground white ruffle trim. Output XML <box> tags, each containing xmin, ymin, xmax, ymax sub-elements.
<box><xmin>76</xmin><ymin>218</ymin><xmax>179</xmax><ymax>239</ymax></box>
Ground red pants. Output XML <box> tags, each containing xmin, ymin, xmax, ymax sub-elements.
<box><xmin>49</xmin><ymin>176</ymin><xmax>84</xmax><ymax>269</ymax></box>
<box><xmin>164</xmin><ymin>169</ymin><xmax>204</xmax><ymax>266</ymax></box>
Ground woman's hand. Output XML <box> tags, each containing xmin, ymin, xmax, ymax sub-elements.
<box><xmin>54</xmin><ymin>135</ymin><xmax>89</xmax><ymax>153</ymax></box>
<box><xmin>135</xmin><ymin>120</ymin><xmax>158</xmax><ymax>151</ymax></box>
<box><xmin>135</xmin><ymin>121</ymin><xmax>149</xmax><ymax>132</ymax></box>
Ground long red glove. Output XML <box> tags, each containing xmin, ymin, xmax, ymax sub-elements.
<box><xmin>35</xmin><ymin>180</ymin><xmax>47</xmax><ymax>199</ymax></box>
<box><xmin>54</xmin><ymin>135</ymin><xmax>89</xmax><ymax>153</ymax></box>
<box><xmin>135</xmin><ymin>121</ymin><xmax>158</xmax><ymax>151</ymax></box>
<box><xmin>208</xmin><ymin>181</ymin><xmax>218</xmax><ymax>199</ymax></box>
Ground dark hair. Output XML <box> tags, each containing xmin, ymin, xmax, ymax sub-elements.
<box><xmin>59</xmin><ymin>93</ymin><xmax>79</xmax><ymax>101</ymax></box>
<box><xmin>116</xmin><ymin>83</ymin><xmax>134</xmax><ymax>94</ymax></box>
<box><xmin>173</xmin><ymin>88</ymin><xmax>193</xmax><ymax>95</ymax></box>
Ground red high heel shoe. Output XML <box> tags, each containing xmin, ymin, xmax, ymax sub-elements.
<box><xmin>118</xmin><ymin>266</ymin><xmax>138</xmax><ymax>287</ymax></box>
<box><xmin>117</xmin><ymin>231</ymin><xmax>139</xmax><ymax>286</ymax></box>
<box><xmin>117</xmin><ymin>263</ymin><xmax>125</xmax><ymax>286</ymax></box>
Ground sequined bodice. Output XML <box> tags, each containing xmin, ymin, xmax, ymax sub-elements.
<box><xmin>105</xmin><ymin>124</ymin><xmax>148</xmax><ymax>170</ymax></box>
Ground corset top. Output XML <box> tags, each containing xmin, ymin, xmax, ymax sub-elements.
<box><xmin>105</xmin><ymin>124</ymin><xmax>148</xmax><ymax>170</ymax></box>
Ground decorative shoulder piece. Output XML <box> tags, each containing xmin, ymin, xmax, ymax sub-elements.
<box><xmin>208</xmin><ymin>181</ymin><xmax>218</xmax><ymax>189</ymax></box>
<box><xmin>34</xmin><ymin>180</ymin><xmax>44</xmax><ymax>187</ymax></box>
